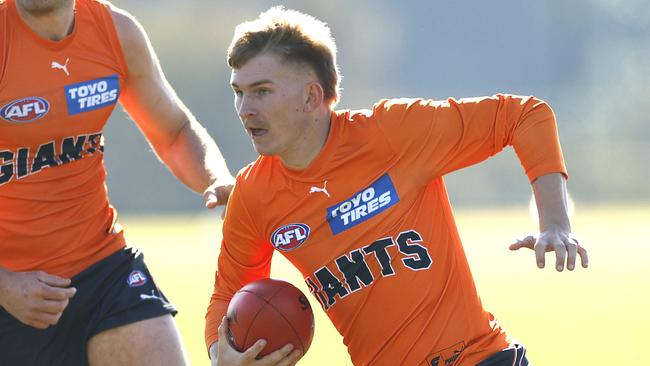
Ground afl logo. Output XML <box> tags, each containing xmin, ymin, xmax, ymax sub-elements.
<box><xmin>271</xmin><ymin>223</ymin><xmax>310</xmax><ymax>252</ymax></box>
<box><xmin>127</xmin><ymin>270</ymin><xmax>148</xmax><ymax>287</ymax></box>
<box><xmin>0</xmin><ymin>97</ymin><xmax>50</xmax><ymax>123</ymax></box>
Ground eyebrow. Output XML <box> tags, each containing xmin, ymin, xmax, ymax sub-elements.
<box><xmin>231</xmin><ymin>80</ymin><xmax>275</xmax><ymax>89</ymax></box>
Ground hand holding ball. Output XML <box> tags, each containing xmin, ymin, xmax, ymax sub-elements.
<box><xmin>226</xmin><ymin>278</ymin><xmax>315</xmax><ymax>357</ymax></box>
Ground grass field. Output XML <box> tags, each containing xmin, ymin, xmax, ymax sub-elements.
<box><xmin>121</xmin><ymin>205</ymin><xmax>649</xmax><ymax>366</ymax></box>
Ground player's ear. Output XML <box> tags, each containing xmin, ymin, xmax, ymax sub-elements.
<box><xmin>303</xmin><ymin>81</ymin><xmax>324</xmax><ymax>113</ymax></box>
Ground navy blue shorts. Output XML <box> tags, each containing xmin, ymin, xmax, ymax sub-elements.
<box><xmin>477</xmin><ymin>344</ymin><xmax>529</xmax><ymax>366</ymax></box>
<box><xmin>0</xmin><ymin>248</ymin><xmax>177</xmax><ymax>366</ymax></box>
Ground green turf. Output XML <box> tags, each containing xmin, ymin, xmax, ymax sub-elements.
<box><xmin>121</xmin><ymin>205</ymin><xmax>649</xmax><ymax>365</ymax></box>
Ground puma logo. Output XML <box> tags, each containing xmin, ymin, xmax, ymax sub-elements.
<box><xmin>51</xmin><ymin>58</ymin><xmax>70</xmax><ymax>76</ymax></box>
<box><xmin>309</xmin><ymin>181</ymin><xmax>330</xmax><ymax>197</ymax></box>
<box><xmin>140</xmin><ymin>290</ymin><xmax>164</xmax><ymax>302</ymax></box>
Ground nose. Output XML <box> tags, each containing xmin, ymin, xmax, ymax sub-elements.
<box><xmin>236</xmin><ymin>95</ymin><xmax>256</xmax><ymax>122</ymax></box>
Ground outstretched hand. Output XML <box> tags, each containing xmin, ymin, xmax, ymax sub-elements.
<box><xmin>509</xmin><ymin>229</ymin><xmax>588</xmax><ymax>271</ymax></box>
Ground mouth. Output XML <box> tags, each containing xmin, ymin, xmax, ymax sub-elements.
<box><xmin>248</xmin><ymin>127</ymin><xmax>268</xmax><ymax>138</ymax></box>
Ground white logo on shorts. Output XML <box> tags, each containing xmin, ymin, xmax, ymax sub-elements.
<box><xmin>140</xmin><ymin>290</ymin><xmax>164</xmax><ymax>302</ymax></box>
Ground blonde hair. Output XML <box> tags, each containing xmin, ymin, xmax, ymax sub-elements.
<box><xmin>228</xmin><ymin>6</ymin><xmax>341</xmax><ymax>106</ymax></box>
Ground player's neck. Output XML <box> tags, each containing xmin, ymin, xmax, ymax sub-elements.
<box><xmin>280</xmin><ymin>108</ymin><xmax>333</xmax><ymax>171</ymax></box>
<box><xmin>15</xmin><ymin>0</ymin><xmax>75</xmax><ymax>41</ymax></box>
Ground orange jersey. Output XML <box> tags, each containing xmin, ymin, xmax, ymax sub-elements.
<box><xmin>0</xmin><ymin>0</ymin><xmax>127</xmax><ymax>277</ymax></box>
<box><xmin>206</xmin><ymin>95</ymin><xmax>567</xmax><ymax>365</ymax></box>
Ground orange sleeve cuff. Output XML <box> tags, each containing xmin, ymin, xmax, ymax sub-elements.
<box><xmin>511</xmin><ymin>99</ymin><xmax>569</xmax><ymax>182</ymax></box>
<box><xmin>526</xmin><ymin>162</ymin><xmax>568</xmax><ymax>183</ymax></box>
<box><xmin>204</xmin><ymin>299</ymin><xmax>229</xmax><ymax>354</ymax></box>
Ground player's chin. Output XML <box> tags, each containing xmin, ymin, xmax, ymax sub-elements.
<box><xmin>252</xmin><ymin>143</ymin><xmax>276</xmax><ymax>157</ymax></box>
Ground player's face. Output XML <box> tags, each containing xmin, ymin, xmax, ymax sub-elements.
<box><xmin>231</xmin><ymin>53</ymin><xmax>319</xmax><ymax>163</ymax></box>
<box><xmin>16</xmin><ymin>0</ymin><xmax>72</xmax><ymax>14</ymax></box>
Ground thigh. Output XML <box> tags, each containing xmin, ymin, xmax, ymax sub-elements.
<box><xmin>87</xmin><ymin>314</ymin><xmax>188</xmax><ymax>366</ymax></box>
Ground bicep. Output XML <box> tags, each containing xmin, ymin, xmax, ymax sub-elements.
<box><xmin>380</xmin><ymin>95</ymin><xmax>539</xmax><ymax>179</ymax></box>
<box><xmin>424</xmin><ymin>96</ymin><xmax>506</xmax><ymax>176</ymax></box>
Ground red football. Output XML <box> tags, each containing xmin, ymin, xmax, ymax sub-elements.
<box><xmin>226</xmin><ymin>278</ymin><xmax>315</xmax><ymax>358</ymax></box>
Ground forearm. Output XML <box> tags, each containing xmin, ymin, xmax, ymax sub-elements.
<box><xmin>158</xmin><ymin>117</ymin><xmax>232</xmax><ymax>194</ymax></box>
<box><xmin>205</xmin><ymin>292</ymin><xmax>230</xmax><ymax>352</ymax></box>
<box><xmin>110</xmin><ymin>7</ymin><xmax>232</xmax><ymax>195</ymax></box>
<box><xmin>531</xmin><ymin>173</ymin><xmax>571</xmax><ymax>232</ymax></box>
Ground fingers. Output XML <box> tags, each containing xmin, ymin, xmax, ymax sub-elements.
<box><xmin>218</xmin><ymin>316</ymin><xmax>265</xmax><ymax>356</ymax></box>
<box><xmin>38</xmin><ymin>273</ymin><xmax>77</xmax><ymax>299</ymax></box>
<box><xmin>565</xmin><ymin>237</ymin><xmax>578</xmax><ymax>271</ymax></box>
<box><xmin>282</xmin><ymin>349</ymin><xmax>303</xmax><ymax>366</ymax></box>
<box><xmin>512</xmin><ymin>232</ymin><xmax>588</xmax><ymax>271</ymax></box>
<box><xmin>38</xmin><ymin>271</ymin><xmax>76</xmax><ymax>301</ymax></box>
<box><xmin>258</xmin><ymin>344</ymin><xmax>300</xmax><ymax>366</ymax></box>
<box><xmin>204</xmin><ymin>191</ymin><xmax>219</xmax><ymax>209</ymax></box>
<box><xmin>24</xmin><ymin>319</ymin><xmax>51</xmax><ymax>329</ymax></box>
<box><xmin>216</xmin><ymin>185</ymin><xmax>232</xmax><ymax>206</ymax></box>
<box><xmin>0</xmin><ymin>271</ymin><xmax>73</xmax><ymax>329</ymax></box>
<box><xmin>217</xmin><ymin>316</ymin><xmax>301</xmax><ymax>366</ymax></box>
<box><xmin>508</xmin><ymin>234</ymin><xmax>548</xmax><ymax>268</ymax></box>
<box><xmin>203</xmin><ymin>182</ymin><xmax>234</xmax><ymax>209</ymax></box>
<box><xmin>535</xmin><ymin>236</ymin><xmax>588</xmax><ymax>272</ymax></box>
<box><xmin>29</xmin><ymin>288</ymin><xmax>72</xmax><ymax>328</ymax></box>
<box><xmin>534</xmin><ymin>237</ymin><xmax>568</xmax><ymax>271</ymax></box>
<box><xmin>547</xmin><ymin>236</ymin><xmax>589</xmax><ymax>272</ymax></box>
<box><xmin>509</xmin><ymin>235</ymin><xmax>535</xmax><ymax>250</ymax></box>
<box><xmin>40</xmin><ymin>284</ymin><xmax>76</xmax><ymax>301</ymax></box>
<box><xmin>241</xmin><ymin>339</ymin><xmax>267</xmax><ymax>362</ymax></box>
<box><xmin>37</xmin><ymin>272</ymin><xmax>71</xmax><ymax>288</ymax></box>
<box><xmin>22</xmin><ymin>299</ymin><xmax>67</xmax><ymax>329</ymax></box>
<box><xmin>217</xmin><ymin>316</ymin><xmax>228</xmax><ymax>340</ymax></box>
<box><xmin>34</xmin><ymin>298</ymin><xmax>70</xmax><ymax>314</ymax></box>
<box><xmin>534</xmin><ymin>239</ymin><xmax>547</xmax><ymax>269</ymax></box>
<box><xmin>578</xmin><ymin>243</ymin><xmax>589</xmax><ymax>268</ymax></box>
<box><xmin>30</xmin><ymin>310</ymin><xmax>63</xmax><ymax>327</ymax></box>
<box><xmin>553</xmin><ymin>241</ymin><xmax>567</xmax><ymax>271</ymax></box>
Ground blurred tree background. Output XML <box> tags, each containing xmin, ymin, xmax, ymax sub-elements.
<box><xmin>105</xmin><ymin>0</ymin><xmax>650</xmax><ymax>212</ymax></box>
